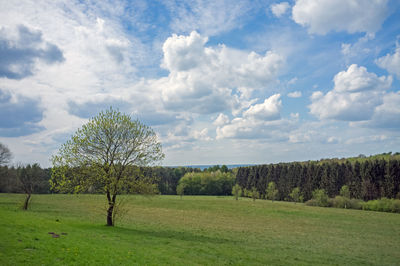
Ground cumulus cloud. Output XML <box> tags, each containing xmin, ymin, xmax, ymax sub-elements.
<box><xmin>216</xmin><ymin>94</ymin><xmax>293</xmax><ymax>140</ymax></box>
<box><xmin>243</xmin><ymin>94</ymin><xmax>281</xmax><ymax>120</ymax></box>
<box><xmin>213</xmin><ymin>113</ymin><xmax>230</xmax><ymax>126</ymax></box>
<box><xmin>376</xmin><ymin>46</ymin><xmax>400</xmax><ymax>79</ymax></box>
<box><xmin>270</xmin><ymin>2</ymin><xmax>290</xmax><ymax>18</ymax></box>
<box><xmin>287</xmin><ymin>91</ymin><xmax>302</xmax><ymax>98</ymax></box>
<box><xmin>309</xmin><ymin>64</ymin><xmax>392</xmax><ymax>121</ymax></box>
<box><xmin>159</xmin><ymin>31</ymin><xmax>284</xmax><ymax>114</ymax></box>
<box><xmin>0</xmin><ymin>25</ymin><xmax>64</xmax><ymax>79</ymax></box>
<box><xmin>292</xmin><ymin>0</ymin><xmax>389</xmax><ymax>35</ymax></box>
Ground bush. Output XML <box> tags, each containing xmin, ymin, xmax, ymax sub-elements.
<box><xmin>305</xmin><ymin>199</ymin><xmax>318</xmax><ymax>206</ymax></box>
<box><xmin>391</xmin><ymin>200</ymin><xmax>400</xmax><ymax>213</ymax></box>
<box><xmin>331</xmin><ymin>196</ymin><xmax>349</xmax><ymax>208</ymax></box>
<box><xmin>362</xmin><ymin>198</ymin><xmax>400</xmax><ymax>213</ymax></box>
<box><xmin>348</xmin><ymin>198</ymin><xmax>363</xmax><ymax>210</ymax></box>
<box><xmin>310</xmin><ymin>189</ymin><xmax>330</xmax><ymax>207</ymax></box>
<box><xmin>177</xmin><ymin>171</ymin><xmax>235</xmax><ymax>195</ymax></box>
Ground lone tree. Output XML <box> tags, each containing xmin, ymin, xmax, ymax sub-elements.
<box><xmin>232</xmin><ymin>184</ymin><xmax>242</xmax><ymax>200</ymax></box>
<box><xmin>0</xmin><ymin>142</ymin><xmax>12</xmax><ymax>166</ymax></box>
<box><xmin>17</xmin><ymin>163</ymin><xmax>47</xmax><ymax>210</ymax></box>
<box><xmin>289</xmin><ymin>187</ymin><xmax>302</xmax><ymax>204</ymax></box>
<box><xmin>176</xmin><ymin>183</ymin><xmax>185</xmax><ymax>199</ymax></box>
<box><xmin>51</xmin><ymin>108</ymin><xmax>164</xmax><ymax>226</ymax></box>
<box><xmin>266</xmin><ymin>181</ymin><xmax>279</xmax><ymax>202</ymax></box>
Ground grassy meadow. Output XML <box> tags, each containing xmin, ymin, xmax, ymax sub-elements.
<box><xmin>1</xmin><ymin>194</ymin><xmax>400</xmax><ymax>265</ymax></box>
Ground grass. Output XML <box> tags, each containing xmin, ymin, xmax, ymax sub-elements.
<box><xmin>1</xmin><ymin>194</ymin><xmax>400</xmax><ymax>265</ymax></box>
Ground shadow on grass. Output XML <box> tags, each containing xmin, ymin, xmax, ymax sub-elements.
<box><xmin>78</xmin><ymin>223</ymin><xmax>233</xmax><ymax>245</ymax></box>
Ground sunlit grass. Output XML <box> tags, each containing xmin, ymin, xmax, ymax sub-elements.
<box><xmin>1</xmin><ymin>194</ymin><xmax>400</xmax><ymax>265</ymax></box>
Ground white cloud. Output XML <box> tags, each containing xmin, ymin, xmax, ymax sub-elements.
<box><xmin>243</xmin><ymin>94</ymin><xmax>281</xmax><ymax>120</ymax></box>
<box><xmin>376</xmin><ymin>46</ymin><xmax>400</xmax><ymax>79</ymax></box>
<box><xmin>216</xmin><ymin>94</ymin><xmax>294</xmax><ymax>140</ymax></box>
<box><xmin>369</xmin><ymin>91</ymin><xmax>400</xmax><ymax>129</ymax></box>
<box><xmin>327</xmin><ymin>136</ymin><xmax>340</xmax><ymax>144</ymax></box>
<box><xmin>287</xmin><ymin>91</ymin><xmax>302</xmax><ymax>98</ymax></box>
<box><xmin>159</xmin><ymin>31</ymin><xmax>284</xmax><ymax>114</ymax></box>
<box><xmin>213</xmin><ymin>113</ymin><xmax>230</xmax><ymax>126</ymax></box>
<box><xmin>270</xmin><ymin>2</ymin><xmax>290</xmax><ymax>18</ymax></box>
<box><xmin>309</xmin><ymin>64</ymin><xmax>392</xmax><ymax>121</ymax></box>
<box><xmin>292</xmin><ymin>0</ymin><xmax>389</xmax><ymax>35</ymax></box>
<box><xmin>192</xmin><ymin>128</ymin><xmax>212</xmax><ymax>141</ymax></box>
<box><xmin>333</xmin><ymin>64</ymin><xmax>391</xmax><ymax>93</ymax></box>
<box><xmin>163</xmin><ymin>0</ymin><xmax>254</xmax><ymax>36</ymax></box>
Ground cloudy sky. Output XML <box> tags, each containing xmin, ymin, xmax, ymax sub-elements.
<box><xmin>1</xmin><ymin>0</ymin><xmax>400</xmax><ymax>167</ymax></box>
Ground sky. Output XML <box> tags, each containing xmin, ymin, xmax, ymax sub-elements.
<box><xmin>0</xmin><ymin>0</ymin><xmax>400</xmax><ymax>168</ymax></box>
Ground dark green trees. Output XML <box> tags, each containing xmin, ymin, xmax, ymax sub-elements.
<box><xmin>235</xmin><ymin>155</ymin><xmax>400</xmax><ymax>202</ymax></box>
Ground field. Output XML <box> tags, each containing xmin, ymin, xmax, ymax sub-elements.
<box><xmin>1</xmin><ymin>194</ymin><xmax>400</xmax><ymax>265</ymax></box>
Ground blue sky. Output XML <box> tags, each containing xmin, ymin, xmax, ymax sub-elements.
<box><xmin>0</xmin><ymin>0</ymin><xmax>400</xmax><ymax>167</ymax></box>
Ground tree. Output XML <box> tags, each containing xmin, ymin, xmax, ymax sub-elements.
<box><xmin>51</xmin><ymin>108</ymin><xmax>164</xmax><ymax>226</ymax></box>
<box><xmin>251</xmin><ymin>186</ymin><xmax>259</xmax><ymax>202</ymax></box>
<box><xmin>176</xmin><ymin>183</ymin><xmax>185</xmax><ymax>199</ymax></box>
<box><xmin>17</xmin><ymin>164</ymin><xmax>47</xmax><ymax>210</ymax></box>
<box><xmin>289</xmin><ymin>187</ymin><xmax>302</xmax><ymax>204</ymax></box>
<box><xmin>311</xmin><ymin>189</ymin><xmax>329</xmax><ymax>207</ymax></box>
<box><xmin>0</xmin><ymin>143</ymin><xmax>12</xmax><ymax>166</ymax></box>
<box><xmin>266</xmin><ymin>181</ymin><xmax>279</xmax><ymax>202</ymax></box>
<box><xmin>232</xmin><ymin>184</ymin><xmax>242</xmax><ymax>200</ymax></box>
<box><xmin>340</xmin><ymin>185</ymin><xmax>350</xmax><ymax>198</ymax></box>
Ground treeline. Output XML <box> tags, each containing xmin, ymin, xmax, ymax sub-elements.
<box><xmin>177</xmin><ymin>171</ymin><xmax>235</xmax><ymax>196</ymax></box>
<box><xmin>0</xmin><ymin>164</ymin><xmax>200</xmax><ymax>195</ymax></box>
<box><xmin>0</xmin><ymin>165</ymin><xmax>51</xmax><ymax>194</ymax></box>
<box><xmin>236</xmin><ymin>158</ymin><xmax>400</xmax><ymax>201</ymax></box>
<box><xmin>134</xmin><ymin>166</ymin><xmax>201</xmax><ymax>195</ymax></box>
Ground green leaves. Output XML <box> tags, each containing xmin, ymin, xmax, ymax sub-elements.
<box><xmin>51</xmin><ymin>107</ymin><xmax>164</xmax><ymax>194</ymax></box>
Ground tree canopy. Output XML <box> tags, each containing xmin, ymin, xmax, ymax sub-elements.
<box><xmin>51</xmin><ymin>108</ymin><xmax>164</xmax><ymax>226</ymax></box>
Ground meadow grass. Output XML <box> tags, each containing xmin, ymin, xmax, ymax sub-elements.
<box><xmin>1</xmin><ymin>193</ymin><xmax>400</xmax><ymax>265</ymax></box>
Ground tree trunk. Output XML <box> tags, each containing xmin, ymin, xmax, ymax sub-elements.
<box><xmin>23</xmin><ymin>193</ymin><xmax>31</xmax><ymax>210</ymax></box>
<box><xmin>106</xmin><ymin>192</ymin><xmax>114</xmax><ymax>226</ymax></box>
<box><xmin>107</xmin><ymin>203</ymin><xmax>114</xmax><ymax>226</ymax></box>
<box><xmin>106</xmin><ymin>192</ymin><xmax>118</xmax><ymax>226</ymax></box>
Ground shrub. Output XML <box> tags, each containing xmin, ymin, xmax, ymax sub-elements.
<box><xmin>332</xmin><ymin>196</ymin><xmax>349</xmax><ymax>208</ymax></box>
<box><xmin>391</xmin><ymin>200</ymin><xmax>400</xmax><ymax>213</ymax></box>
<box><xmin>348</xmin><ymin>198</ymin><xmax>363</xmax><ymax>210</ymax></box>
<box><xmin>311</xmin><ymin>189</ymin><xmax>330</xmax><ymax>207</ymax></box>
<box><xmin>362</xmin><ymin>198</ymin><xmax>400</xmax><ymax>213</ymax></box>
<box><xmin>177</xmin><ymin>171</ymin><xmax>235</xmax><ymax>195</ymax></box>
<box><xmin>305</xmin><ymin>199</ymin><xmax>317</xmax><ymax>206</ymax></box>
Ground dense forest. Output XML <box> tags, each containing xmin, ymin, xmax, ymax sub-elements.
<box><xmin>0</xmin><ymin>165</ymin><xmax>199</xmax><ymax>195</ymax></box>
<box><xmin>1</xmin><ymin>153</ymin><xmax>399</xmax><ymax>201</ymax></box>
<box><xmin>236</xmin><ymin>153</ymin><xmax>400</xmax><ymax>201</ymax></box>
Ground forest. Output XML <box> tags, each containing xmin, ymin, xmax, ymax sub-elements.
<box><xmin>1</xmin><ymin>153</ymin><xmax>400</xmax><ymax>202</ymax></box>
<box><xmin>237</xmin><ymin>153</ymin><xmax>400</xmax><ymax>201</ymax></box>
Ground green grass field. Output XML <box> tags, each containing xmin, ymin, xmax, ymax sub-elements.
<box><xmin>1</xmin><ymin>194</ymin><xmax>400</xmax><ymax>265</ymax></box>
